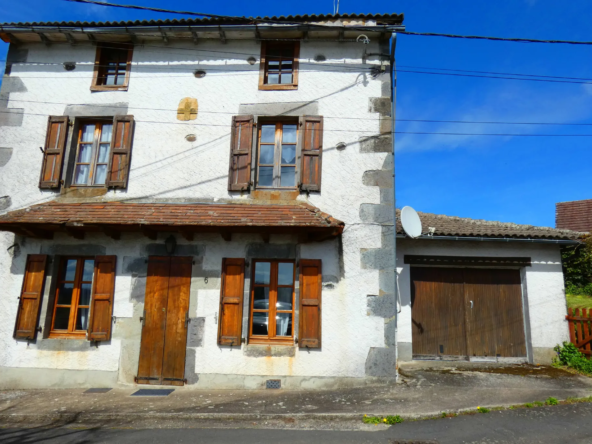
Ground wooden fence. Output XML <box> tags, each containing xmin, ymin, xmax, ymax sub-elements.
<box><xmin>566</xmin><ymin>308</ymin><xmax>592</xmax><ymax>357</ymax></box>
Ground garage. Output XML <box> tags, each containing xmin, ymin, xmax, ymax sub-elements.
<box><xmin>411</xmin><ymin>267</ymin><xmax>527</xmax><ymax>359</ymax></box>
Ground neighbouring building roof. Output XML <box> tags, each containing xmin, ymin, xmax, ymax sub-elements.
<box><xmin>556</xmin><ymin>199</ymin><xmax>592</xmax><ymax>233</ymax></box>
<box><xmin>0</xmin><ymin>201</ymin><xmax>344</xmax><ymax>240</ymax></box>
<box><xmin>396</xmin><ymin>209</ymin><xmax>584</xmax><ymax>241</ymax></box>
<box><xmin>0</xmin><ymin>13</ymin><xmax>404</xmax><ymax>29</ymax></box>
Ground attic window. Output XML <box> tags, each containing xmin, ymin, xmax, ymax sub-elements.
<box><xmin>91</xmin><ymin>44</ymin><xmax>133</xmax><ymax>91</ymax></box>
<box><xmin>259</xmin><ymin>42</ymin><xmax>299</xmax><ymax>91</ymax></box>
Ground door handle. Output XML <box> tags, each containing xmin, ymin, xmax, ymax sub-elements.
<box><xmin>185</xmin><ymin>312</ymin><xmax>190</xmax><ymax>328</ymax></box>
<box><xmin>470</xmin><ymin>300</ymin><xmax>473</xmax><ymax>309</ymax></box>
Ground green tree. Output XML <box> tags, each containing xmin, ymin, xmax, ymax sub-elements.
<box><xmin>561</xmin><ymin>236</ymin><xmax>592</xmax><ymax>295</ymax></box>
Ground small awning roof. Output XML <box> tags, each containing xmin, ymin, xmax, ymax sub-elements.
<box><xmin>0</xmin><ymin>201</ymin><xmax>344</xmax><ymax>242</ymax></box>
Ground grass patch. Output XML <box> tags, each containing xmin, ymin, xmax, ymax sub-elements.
<box><xmin>363</xmin><ymin>396</ymin><xmax>592</xmax><ymax>425</ymax></box>
<box><xmin>566</xmin><ymin>294</ymin><xmax>592</xmax><ymax>310</ymax></box>
<box><xmin>363</xmin><ymin>415</ymin><xmax>403</xmax><ymax>425</ymax></box>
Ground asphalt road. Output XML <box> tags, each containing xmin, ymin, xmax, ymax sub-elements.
<box><xmin>1</xmin><ymin>403</ymin><xmax>591</xmax><ymax>444</ymax></box>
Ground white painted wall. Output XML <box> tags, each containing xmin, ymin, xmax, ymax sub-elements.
<box><xmin>0</xmin><ymin>39</ymin><xmax>389</xmax><ymax>381</ymax></box>
<box><xmin>396</xmin><ymin>239</ymin><xmax>570</xmax><ymax>359</ymax></box>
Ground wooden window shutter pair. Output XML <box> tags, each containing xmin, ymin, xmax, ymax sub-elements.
<box><xmin>38</xmin><ymin>115</ymin><xmax>134</xmax><ymax>190</ymax></box>
<box><xmin>39</xmin><ymin>117</ymin><xmax>69</xmax><ymax>189</ymax></box>
<box><xmin>298</xmin><ymin>116</ymin><xmax>324</xmax><ymax>192</ymax></box>
<box><xmin>228</xmin><ymin>116</ymin><xmax>254</xmax><ymax>191</ymax></box>
<box><xmin>216</xmin><ymin>258</ymin><xmax>322</xmax><ymax>348</ymax></box>
<box><xmin>13</xmin><ymin>255</ymin><xmax>117</xmax><ymax>342</ymax></box>
<box><xmin>106</xmin><ymin>116</ymin><xmax>134</xmax><ymax>189</ymax></box>
<box><xmin>227</xmin><ymin>115</ymin><xmax>324</xmax><ymax>192</ymax></box>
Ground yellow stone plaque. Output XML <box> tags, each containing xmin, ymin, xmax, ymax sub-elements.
<box><xmin>176</xmin><ymin>97</ymin><xmax>198</xmax><ymax>121</ymax></box>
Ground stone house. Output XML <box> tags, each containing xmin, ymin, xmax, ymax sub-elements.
<box><xmin>0</xmin><ymin>13</ymin><xmax>581</xmax><ymax>390</ymax></box>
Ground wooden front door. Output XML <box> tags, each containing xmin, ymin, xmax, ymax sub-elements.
<box><xmin>137</xmin><ymin>256</ymin><xmax>192</xmax><ymax>386</ymax></box>
<box><xmin>411</xmin><ymin>267</ymin><xmax>526</xmax><ymax>359</ymax></box>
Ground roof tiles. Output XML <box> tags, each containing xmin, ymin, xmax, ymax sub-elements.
<box><xmin>397</xmin><ymin>210</ymin><xmax>584</xmax><ymax>240</ymax></box>
<box><xmin>1</xmin><ymin>13</ymin><xmax>404</xmax><ymax>28</ymax></box>
<box><xmin>0</xmin><ymin>201</ymin><xmax>344</xmax><ymax>230</ymax></box>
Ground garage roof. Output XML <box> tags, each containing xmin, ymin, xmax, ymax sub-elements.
<box><xmin>397</xmin><ymin>210</ymin><xmax>585</xmax><ymax>240</ymax></box>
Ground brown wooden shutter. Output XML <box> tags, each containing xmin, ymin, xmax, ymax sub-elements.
<box><xmin>228</xmin><ymin>115</ymin><xmax>253</xmax><ymax>191</ymax></box>
<box><xmin>106</xmin><ymin>115</ymin><xmax>134</xmax><ymax>189</ymax></box>
<box><xmin>299</xmin><ymin>116</ymin><xmax>323</xmax><ymax>192</ymax></box>
<box><xmin>88</xmin><ymin>255</ymin><xmax>117</xmax><ymax>341</ymax></box>
<box><xmin>298</xmin><ymin>259</ymin><xmax>322</xmax><ymax>348</ymax></box>
<box><xmin>39</xmin><ymin>116</ymin><xmax>69</xmax><ymax>189</ymax></box>
<box><xmin>217</xmin><ymin>258</ymin><xmax>245</xmax><ymax>346</ymax></box>
<box><xmin>13</xmin><ymin>255</ymin><xmax>48</xmax><ymax>340</ymax></box>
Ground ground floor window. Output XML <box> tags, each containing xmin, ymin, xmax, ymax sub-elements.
<box><xmin>50</xmin><ymin>257</ymin><xmax>95</xmax><ymax>337</ymax></box>
<box><xmin>249</xmin><ymin>260</ymin><xmax>295</xmax><ymax>344</ymax></box>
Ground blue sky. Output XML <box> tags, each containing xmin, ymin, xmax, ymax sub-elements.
<box><xmin>1</xmin><ymin>0</ymin><xmax>591</xmax><ymax>227</ymax></box>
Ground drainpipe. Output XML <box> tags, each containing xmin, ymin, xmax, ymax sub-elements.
<box><xmin>389</xmin><ymin>32</ymin><xmax>399</xmax><ymax>377</ymax></box>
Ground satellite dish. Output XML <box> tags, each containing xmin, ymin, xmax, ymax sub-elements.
<box><xmin>401</xmin><ymin>206</ymin><xmax>422</xmax><ymax>238</ymax></box>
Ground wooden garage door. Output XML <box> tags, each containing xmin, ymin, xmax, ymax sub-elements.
<box><xmin>411</xmin><ymin>267</ymin><xmax>526</xmax><ymax>359</ymax></box>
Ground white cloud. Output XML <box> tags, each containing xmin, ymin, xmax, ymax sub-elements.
<box><xmin>395</xmin><ymin>81</ymin><xmax>592</xmax><ymax>153</ymax></box>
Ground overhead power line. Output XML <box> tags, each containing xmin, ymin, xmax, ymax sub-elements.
<box><xmin>59</xmin><ymin>0</ymin><xmax>592</xmax><ymax>46</ymax></box>
<box><xmin>398</xmin><ymin>31</ymin><xmax>592</xmax><ymax>46</ymax></box>
<box><xmin>4</xmin><ymin>109</ymin><xmax>592</xmax><ymax>136</ymax></box>
<box><xmin>7</xmin><ymin>99</ymin><xmax>592</xmax><ymax>127</ymax></box>
<box><xmin>398</xmin><ymin>65</ymin><xmax>592</xmax><ymax>82</ymax></box>
<box><xmin>64</xmin><ymin>0</ymin><xmax>244</xmax><ymax>19</ymax></box>
<box><xmin>396</xmin><ymin>69</ymin><xmax>592</xmax><ymax>85</ymax></box>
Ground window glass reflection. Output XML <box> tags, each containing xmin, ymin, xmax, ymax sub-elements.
<box><xmin>252</xmin><ymin>312</ymin><xmax>268</xmax><ymax>335</ymax></box>
<box><xmin>276</xmin><ymin>313</ymin><xmax>292</xmax><ymax>336</ymax></box>
<box><xmin>278</xmin><ymin>263</ymin><xmax>294</xmax><ymax>285</ymax></box>
<box><xmin>253</xmin><ymin>287</ymin><xmax>270</xmax><ymax>309</ymax></box>
<box><xmin>254</xmin><ymin>262</ymin><xmax>271</xmax><ymax>284</ymax></box>
<box><xmin>276</xmin><ymin>287</ymin><xmax>293</xmax><ymax>311</ymax></box>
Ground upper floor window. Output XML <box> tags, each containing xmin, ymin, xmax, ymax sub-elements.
<box><xmin>259</xmin><ymin>42</ymin><xmax>299</xmax><ymax>91</ymax></box>
<box><xmin>38</xmin><ymin>115</ymin><xmax>135</xmax><ymax>191</ymax></box>
<box><xmin>257</xmin><ymin>122</ymin><xmax>297</xmax><ymax>188</ymax></box>
<box><xmin>74</xmin><ymin>121</ymin><xmax>113</xmax><ymax>186</ymax></box>
<box><xmin>227</xmin><ymin>115</ymin><xmax>323</xmax><ymax>193</ymax></box>
<box><xmin>91</xmin><ymin>44</ymin><xmax>133</xmax><ymax>91</ymax></box>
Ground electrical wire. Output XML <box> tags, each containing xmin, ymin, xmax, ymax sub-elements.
<box><xmin>4</xmin><ymin>109</ymin><xmax>592</xmax><ymax>136</ymax></box>
<box><xmin>63</xmin><ymin>0</ymin><xmax>247</xmax><ymax>20</ymax></box>
<box><xmin>7</xmin><ymin>98</ymin><xmax>592</xmax><ymax>127</ymax></box>
<box><xmin>51</xmin><ymin>0</ymin><xmax>592</xmax><ymax>46</ymax></box>
<box><xmin>397</xmin><ymin>65</ymin><xmax>592</xmax><ymax>82</ymax></box>
<box><xmin>396</xmin><ymin>69</ymin><xmax>592</xmax><ymax>85</ymax></box>
<box><xmin>397</xmin><ymin>31</ymin><xmax>592</xmax><ymax>46</ymax></box>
